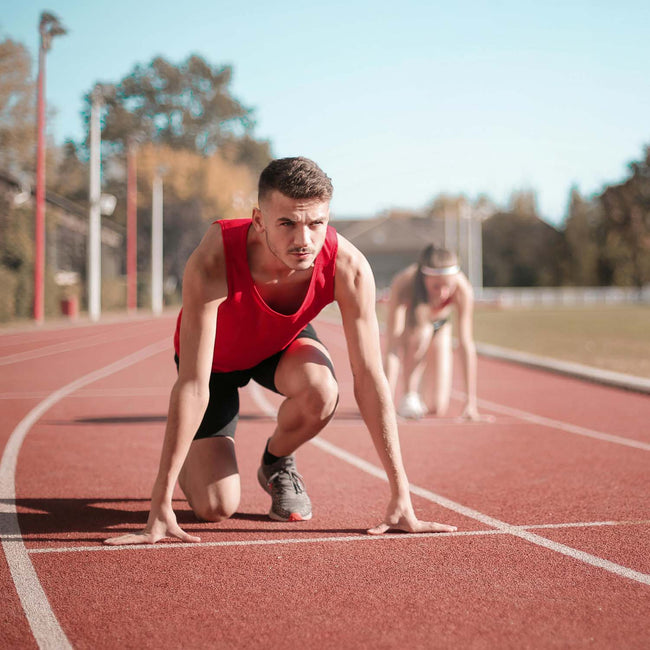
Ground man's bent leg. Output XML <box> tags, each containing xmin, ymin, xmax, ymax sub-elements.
<box><xmin>269</xmin><ymin>337</ymin><xmax>338</xmax><ymax>455</ymax></box>
<box><xmin>179</xmin><ymin>437</ymin><xmax>241</xmax><ymax>522</ymax></box>
<box><xmin>257</xmin><ymin>337</ymin><xmax>338</xmax><ymax>521</ymax></box>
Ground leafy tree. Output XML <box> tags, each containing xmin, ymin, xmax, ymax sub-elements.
<box><xmin>87</xmin><ymin>54</ymin><xmax>271</xmax><ymax>164</ymax></box>
<box><xmin>563</xmin><ymin>186</ymin><xmax>601</xmax><ymax>285</ymax></box>
<box><xmin>51</xmin><ymin>140</ymin><xmax>88</xmax><ymax>203</ymax></box>
<box><xmin>0</xmin><ymin>38</ymin><xmax>35</xmax><ymax>174</ymax></box>
<box><xmin>114</xmin><ymin>143</ymin><xmax>258</xmax><ymax>304</ymax></box>
<box><xmin>598</xmin><ymin>146</ymin><xmax>650</xmax><ymax>287</ymax></box>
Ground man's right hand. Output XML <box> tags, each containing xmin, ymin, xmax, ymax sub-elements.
<box><xmin>104</xmin><ymin>505</ymin><xmax>201</xmax><ymax>546</ymax></box>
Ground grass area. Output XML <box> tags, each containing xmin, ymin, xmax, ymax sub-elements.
<box><xmin>472</xmin><ymin>304</ymin><xmax>650</xmax><ymax>378</ymax></box>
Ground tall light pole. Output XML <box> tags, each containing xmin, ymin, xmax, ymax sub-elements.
<box><xmin>34</xmin><ymin>11</ymin><xmax>66</xmax><ymax>323</ymax></box>
<box><xmin>87</xmin><ymin>87</ymin><xmax>102</xmax><ymax>322</ymax></box>
<box><xmin>126</xmin><ymin>140</ymin><xmax>138</xmax><ymax>312</ymax></box>
<box><xmin>151</xmin><ymin>169</ymin><xmax>164</xmax><ymax>316</ymax></box>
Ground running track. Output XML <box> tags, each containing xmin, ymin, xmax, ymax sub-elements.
<box><xmin>1</xmin><ymin>314</ymin><xmax>649</xmax><ymax>649</ymax></box>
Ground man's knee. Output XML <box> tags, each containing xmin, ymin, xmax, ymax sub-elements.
<box><xmin>190</xmin><ymin>492</ymin><xmax>239</xmax><ymax>523</ymax></box>
<box><xmin>301</xmin><ymin>371</ymin><xmax>339</xmax><ymax>424</ymax></box>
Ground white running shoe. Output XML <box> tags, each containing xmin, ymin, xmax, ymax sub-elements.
<box><xmin>397</xmin><ymin>392</ymin><xmax>427</xmax><ymax>419</ymax></box>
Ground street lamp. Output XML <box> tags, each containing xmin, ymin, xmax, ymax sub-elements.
<box><xmin>34</xmin><ymin>11</ymin><xmax>66</xmax><ymax>323</ymax></box>
<box><xmin>151</xmin><ymin>167</ymin><xmax>166</xmax><ymax>316</ymax></box>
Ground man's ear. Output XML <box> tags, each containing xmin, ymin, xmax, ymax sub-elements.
<box><xmin>251</xmin><ymin>206</ymin><xmax>265</xmax><ymax>232</ymax></box>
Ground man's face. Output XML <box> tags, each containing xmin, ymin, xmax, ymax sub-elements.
<box><xmin>253</xmin><ymin>190</ymin><xmax>330</xmax><ymax>271</ymax></box>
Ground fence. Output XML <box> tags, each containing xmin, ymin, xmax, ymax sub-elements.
<box><xmin>476</xmin><ymin>286</ymin><xmax>650</xmax><ymax>306</ymax></box>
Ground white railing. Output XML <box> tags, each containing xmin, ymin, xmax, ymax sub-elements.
<box><xmin>476</xmin><ymin>286</ymin><xmax>650</xmax><ymax>306</ymax></box>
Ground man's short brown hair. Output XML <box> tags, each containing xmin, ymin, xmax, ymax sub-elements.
<box><xmin>258</xmin><ymin>157</ymin><xmax>333</xmax><ymax>203</ymax></box>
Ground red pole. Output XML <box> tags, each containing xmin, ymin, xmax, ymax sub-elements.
<box><xmin>126</xmin><ymin>143</ymin><xmax>137</xmax><ymax>311</ymax></box>
<box><xmin>33</xmin><ymin>43</ymin><xmax>46</xmax><ymax>323</ymax></box>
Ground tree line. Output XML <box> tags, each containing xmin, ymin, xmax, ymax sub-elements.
<box><xmin>0</xmin><ymin>39</ymin><xmax>272</xmax><ymax>319</ymax></box>
<box><xmin>479</xmin><ymin>151</ymin><xmax>650</xmax><ymax>288</ymax></box>
<box><xmin>0</xmin><ymin>36</ymin><xmax>648</xmax><ymax>321</ymax></box>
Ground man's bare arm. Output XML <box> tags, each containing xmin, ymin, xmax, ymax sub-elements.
<box><xmin>105</xmin><ymin>225</ymin><xmax>227</xmax><ymax>545</ymax></box>
<box><xmin>334</xmin><ymin>236</ymin><xmax>456</xmax><ymax>534</ymax></box>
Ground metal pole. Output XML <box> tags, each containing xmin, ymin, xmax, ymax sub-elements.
<box><xmin>126</xmin><ymin>142</ymin><xmax>137</xmax><ymax>312</ymax></box>
<box><xmin>466</xmin><ymin>203</ymin><xmax>475</xmax><ymax>286</ymax></box>
<box><xmin>33</xmin><ymin>12</ymin><xmax>66</xmax><ymax>323</ymax></box>
<box><xmin>33</xmin><ymin>42</ymin><xmax>46</xmax><ymax>323</ymax></box>
<box><xmin>88</xmin><ymin>89</ymin><xmax>102</xmax><ymax>321</ymax></box>
<box><xmin>475</xmin><ymin>215</ymin><xmax>483</xmax><ymax>292</ymax></box>
<box><xmin>151</xmin><ymin>172</ymin><xmax>163</xmax><ymax>316</ymax></box>
<box><xmin>457</xmin><ymin>199</ymin><xmax>468</xmax><ymax>269</ymax></box>
<box><xmin>443</xmin><ymin>203</ymin><xmax>449</xmax><ymax>250</ymax></box>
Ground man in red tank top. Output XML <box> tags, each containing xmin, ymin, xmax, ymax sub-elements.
<box><xmin>106</xmin><ymin>157</ymin><xmax>456</xmax><ymax>545</ymax></box>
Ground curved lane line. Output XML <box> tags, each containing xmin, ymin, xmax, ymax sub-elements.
<box><xmin>0</xmin><ymin>320</ymin><xmax>162</xmax><ymax>367</ymax></box>
<box><xmin>0</xmin><ymin>338</ymin><xmax>170</xmax><ymax>650</ymax></box>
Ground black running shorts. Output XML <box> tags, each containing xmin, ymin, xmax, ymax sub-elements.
<box><xmin>174</xmin><ymin>323</ymin><xmax>328</xmax><ymax>440</ymax></box>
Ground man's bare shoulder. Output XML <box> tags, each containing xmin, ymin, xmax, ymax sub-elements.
<box><xmin>334</xmin><ymin>233</ymin><xmax>373</xmax><ymax>283</ymax></box>
<box><xmin>188</xmin><ymin>223</ymin><xmax>224</xmax><ymax>270</ymax></box>
<box><xmin>184</xmin><ymin>223</ymin><xmax>228</xmax><ymax>300</ymax></box>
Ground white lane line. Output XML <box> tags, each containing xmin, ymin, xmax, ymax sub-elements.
<box><xmin>0</xmin><ymin>338</ymin><xmax>170</xmax><ymax>650</ymax></box>
<box><xmin>0</xmin><ymin>332</ymin><xmax>109</xmax><ymax>365</ymax></box>
<box><xmin>311</xmin><ymin>437</ymin><xmax>650</xmax><ymax>587</ymax></box>
<box><xmin>519</xmin><ymin>519</ymin><xmax>650</xmax><ymax>531</ymax></box>
<box><xmin>321</xmin><ymin>319</ymin><xmax>650</xmax><ymax>452</ymax></box>
<box><xmin>0</xmin><ymin>387</ymin><xmax>170</xmax><ymax>400</ymax></box>
<box><xmin>452</xmin><ymin>391</ymin><xmax>650</xmax><ymax>452</ymax></box>
<box><xmin>29</xmin><ymin>529</ymin><xmax>504</xmax><ymax>554</ymax></box>
<box><xmin>24</xmin><ymin>519</ymin><xmax>650</xmax><ymax>555</ymax></box>
<box><xmin>246</xmin><ymin>382</ymin><xmax>650</xmax><ymax>586</ymax></box>
<box><xmin>0</xmin><ymin>321</ymin><xmax>162</xmax><ymax>367</ymax></box>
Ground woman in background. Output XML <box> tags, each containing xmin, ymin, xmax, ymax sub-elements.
<box><xmin>384</xmin><ymin>244</ymin><xmax>484</xmax><ymax>421</ymax></box>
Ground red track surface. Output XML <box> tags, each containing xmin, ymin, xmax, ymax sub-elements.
<box><xmin>1</xmin><ymin>314</ymin><xmax>649</xmax><ymax>649</ymax></box>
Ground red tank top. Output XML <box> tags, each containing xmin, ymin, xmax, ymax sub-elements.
<box><xmin>174</xmin><ymin>218</ymin><xmax>338</xmax><ymax>372</ymax></box>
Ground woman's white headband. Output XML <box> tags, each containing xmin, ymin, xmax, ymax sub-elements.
<box><xmin>420</xmin><ymin>264</ymin><xmax>460</xmax><ymax>277</ymax></box>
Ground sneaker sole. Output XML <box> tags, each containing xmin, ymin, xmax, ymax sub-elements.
<box><xmin>257</xmin><ymin>467</ymin><xmax>312</xmax><ymax>522</ymax></box>
<box><xmin>268</xmin><ymin>509</ymin><xmax>313</xmax><ymax>522</ymax></box>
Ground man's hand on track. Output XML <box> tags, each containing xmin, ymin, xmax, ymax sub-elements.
<box><xmin>366</xmin><ymin>500</ymin><xmax>457</xmax><ymax>535</ymax></box>
<box><xmin>104</xmin><ymin>509</ymin><xmax>201</xmax><ymax>546</ymax></box>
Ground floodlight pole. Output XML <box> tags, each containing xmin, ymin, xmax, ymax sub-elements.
<box><xmin>33</xmin><ymin>12</ymin><xmax>66</xmax><ymax>323</ymax></box>
<box><xmin>151</xmin><ymin>170</ymin><xmax>164</xmax><ymax>316</ymax></box>
<box><xmin>126</xmin><ymin>141</ymin><xmax>137</xmax><ymax>312</ymax></box>
<box><xmin>87</xmin><ymin>87</ymin><xmax>102</xmax><ymax>321</ymax></box>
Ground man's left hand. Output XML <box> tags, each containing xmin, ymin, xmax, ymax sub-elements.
<box><xmin>367</xmin><ymin>500</ymin><xmax>457</xmax><ymax>535</ymax></box>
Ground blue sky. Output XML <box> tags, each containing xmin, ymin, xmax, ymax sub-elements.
<box><xmin>2</xmin><ymin>0</ymin><xmax>649</xmax><ymax>224</ymax></box>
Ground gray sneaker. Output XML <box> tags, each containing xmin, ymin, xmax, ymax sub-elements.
<box><xmin>257</xmin><ymin>452</ymin><xmax>312</xmax><ymax>522</ymax></box>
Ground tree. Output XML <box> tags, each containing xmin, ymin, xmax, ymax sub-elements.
<box><xmin>88</xmin><ymin>54</ymin><xmax>270</xmax><ymax>163</ymax></box>
<box><xmin>563</xmin><ymin>186</ymin><xmax>601</xmax><ymax>285</ymax></box>
<box><xmin>114</xmin><ymin>143</ymin><xmax>258</xmax><ymax>305</ymax></box>
<box><xmin>598</xmin><ymin>146</ymin><xmax>650</xmax><ymax>287</ymax></box>
<box><xmin>0</xmin><ymin>38</ymin><xmax>35</xmax><ymax>174</ymax></box>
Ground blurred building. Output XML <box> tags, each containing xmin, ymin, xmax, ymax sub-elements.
<box><xmin>332</xmin><ymin>212</ymin><xmax>445</xmax><ymax>290</ymax></box>
<box><xmin>0</xmin><ymin>168</ymin><xmax>124</xmax><ymax>279</ymax></box>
